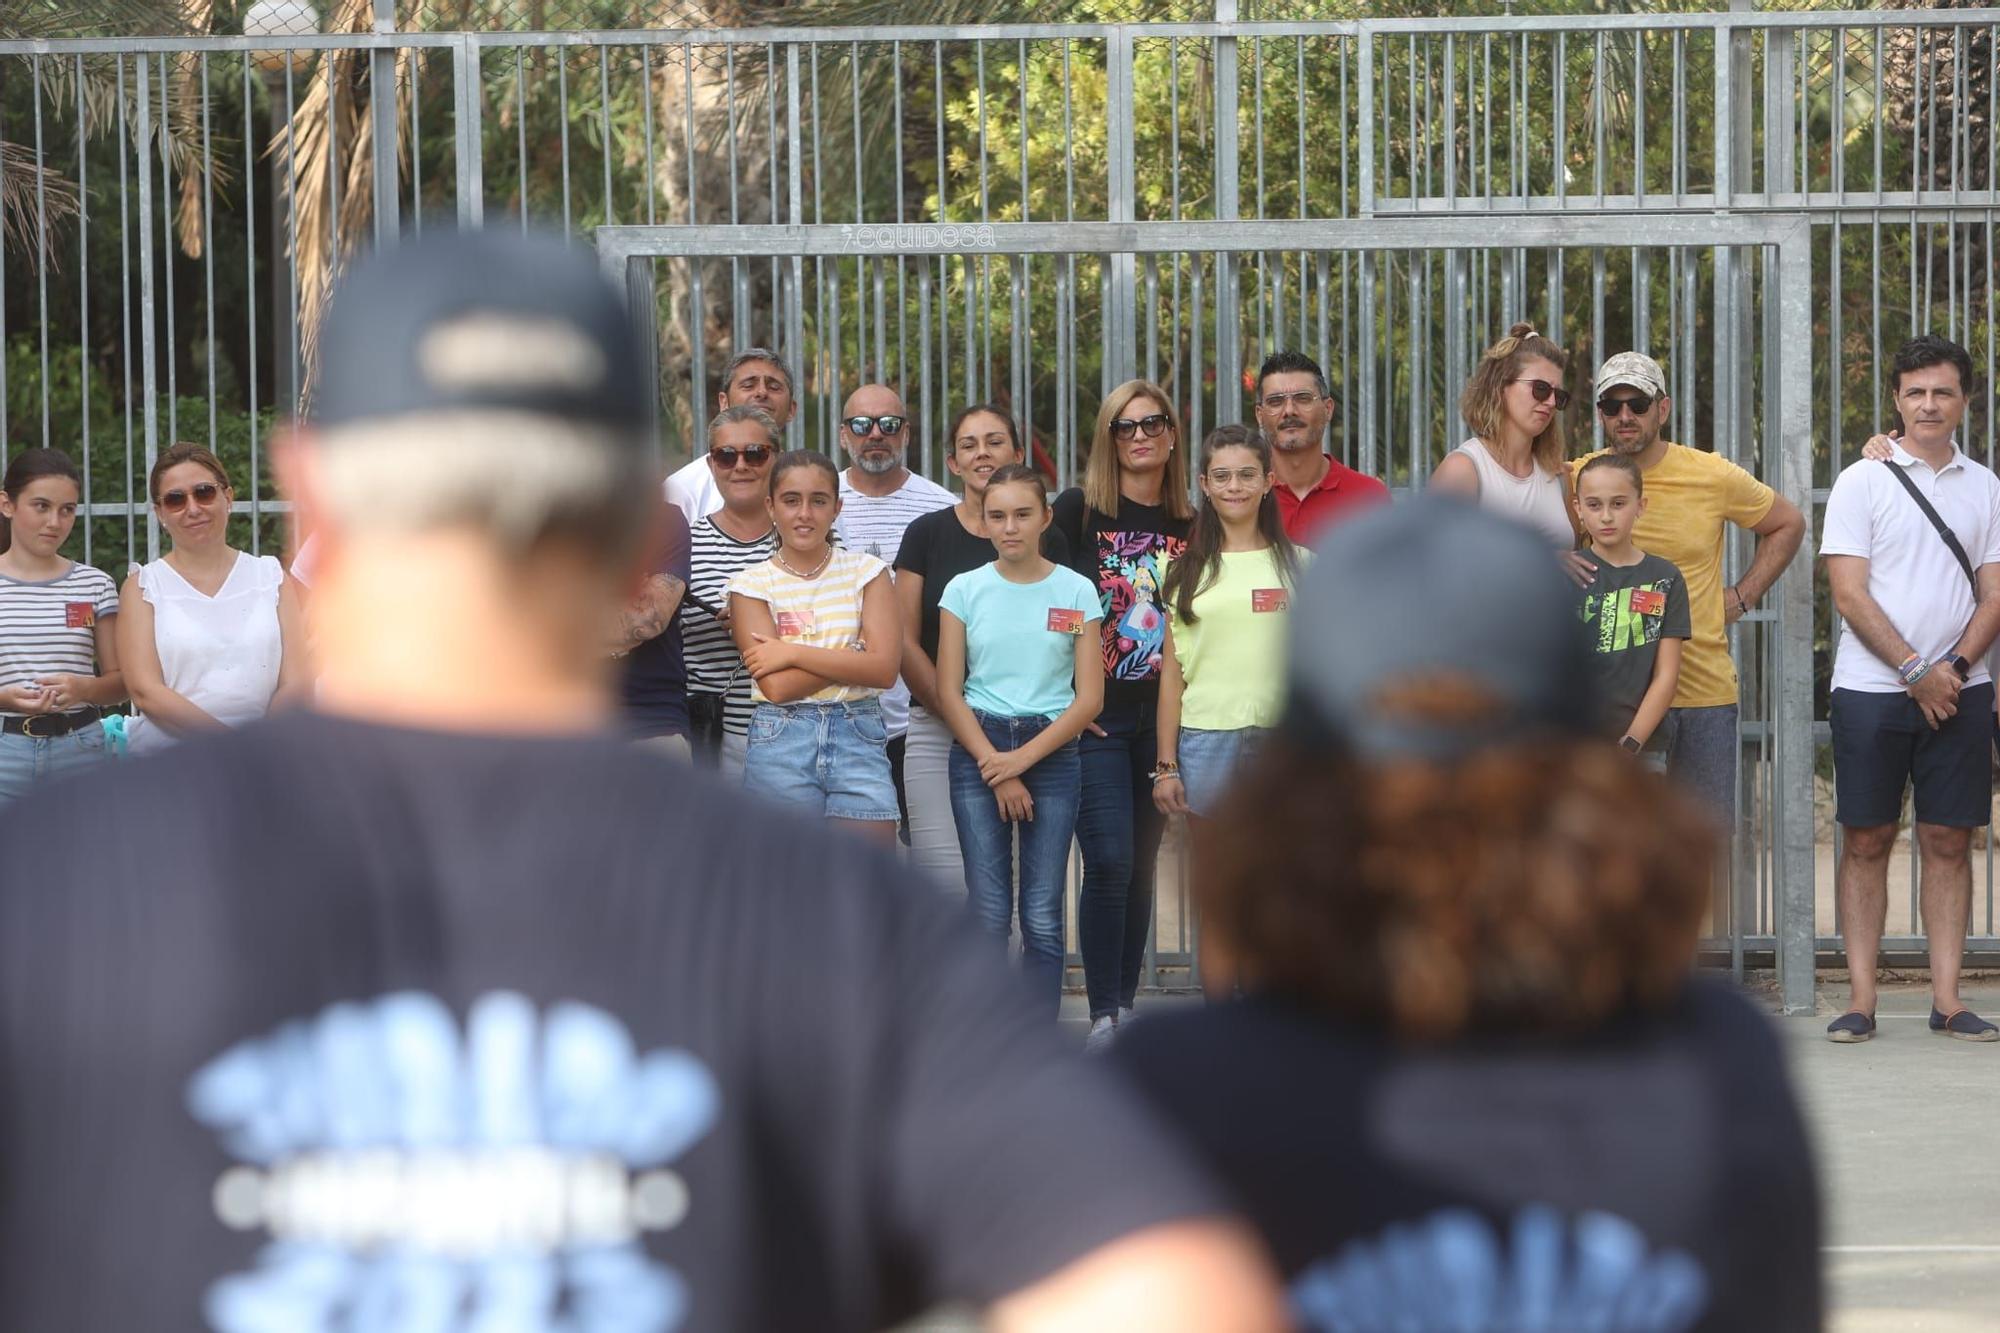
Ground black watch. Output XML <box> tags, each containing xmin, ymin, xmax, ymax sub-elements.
<box><xmin>1950</xmin><ymin>655</ymin><xmax>1972</xmax><ymax>677</ymax></box>
<box><xmin>1620</xmin><ymin>735</ymin><xmax>1642</xmax><ymax>753</ymax></box>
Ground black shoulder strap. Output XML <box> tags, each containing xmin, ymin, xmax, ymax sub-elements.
<box><xmin>1880</xmin><ymin>459</ymin><xmax>1977</xmax><ymax>593</ymax></box>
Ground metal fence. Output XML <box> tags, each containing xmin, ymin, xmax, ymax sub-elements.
<box><xmin>3</xmin><ymin>8</ymin><xmax>1997</xmax><ymax>1005</ymax></box>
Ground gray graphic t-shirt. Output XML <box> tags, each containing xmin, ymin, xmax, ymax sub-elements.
<box><xmin>1579</xmin><ymin>552</ymin><xmax>1692</xmax><ymax>749</ymax></box>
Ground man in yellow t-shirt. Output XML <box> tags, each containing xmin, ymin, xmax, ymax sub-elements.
<box><xmin>1570</xmin><ymin>352</ymin><xmax>1807</xmax><ymax>822</ymax></box>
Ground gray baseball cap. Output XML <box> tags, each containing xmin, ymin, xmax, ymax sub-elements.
<box><xmin>312</xmin><ymin>229</ymin><xmax>652</xmax><ymax>435</ymax></box>
<box><xmin>1287</xmin><ymin>498</ymin><xmax>1596</xmax><ymax>759</ymax></box>
<box><xmin>1594</xmin><ymin>351</ymin><xmax>1668</xmax><ymax>399</ymax></box>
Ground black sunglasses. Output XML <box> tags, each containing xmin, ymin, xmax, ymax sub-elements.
<box><xmin>843</xmin><ymin>414</ymin><xmax>907</xmax><ymax>437</ymax></box>
<box><xmin>158</xmin><ymin>481</ymin><xmax>223</xmax><ymax>513</ymax></box>
<box><xmin>1511</xmin><ymin>378</ymin><xmax>1573</xmax><ymax>410</ymax></box>
<box><xmin>1110</xmin><ymin>413</ymin><xmax>1172</xmax><ymax>442</ymax></box>
<box><xmin>710</xmin><ymin>445</ymin><xmax>774</xmax><ymax>468</ymax></box>
<box><xmin>1596</xmin><ymin>393</ymin><xmax>1656</xmax><ymax>419</ymax></box>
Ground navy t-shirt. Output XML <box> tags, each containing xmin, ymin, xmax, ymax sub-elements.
<box><xmin>1114</xmin><ymin>984</ymin><xmax>1821</xmax><ymax>1332</ymax></box>
<box><xmin>0</xmin><ymin>712</ymin><xmax>1222</xmax><ymax>1331</ymax></box>
<box><xmin>619</xmin><ymin>504</ymin><xmax>692</xmax><ymax>739</ymax></box>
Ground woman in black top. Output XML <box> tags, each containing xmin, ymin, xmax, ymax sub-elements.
<box><xmin>1049</xmin><ymin>380</ymin><xmax>1193</xmax><ymax>1051</ymax></box>
<box><xmin>896</xmin><ymin>405</ymin><xmax>1069</xmax><ymax>889</ymax></box>
<box><xmin>1114</xmin><ymin>500</ymin><xmax>1821</xmax><ymax>1332</ymax></box>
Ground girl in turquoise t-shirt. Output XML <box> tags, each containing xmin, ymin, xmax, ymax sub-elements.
<box><xmin>936</xmin><ymin>465</ymin><xmax>1104</xmax><ymax>1016</ymax></box>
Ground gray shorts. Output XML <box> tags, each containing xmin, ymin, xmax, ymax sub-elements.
<box><xmin>1655</xmin><ymin>703</ymin><xmax>1738</xmax><ymax>826</ymax></box>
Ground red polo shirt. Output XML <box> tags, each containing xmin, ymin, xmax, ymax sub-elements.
<box><xmin>1276</xmin><ymin>454</ymin><xmax>1391</xmax><ymax>544</ymax></box>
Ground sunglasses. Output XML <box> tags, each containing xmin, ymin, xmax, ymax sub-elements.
<box><xmin>1511</xmin><ymin>378</ymin><xmax>1573</xmax><ymax>410</ymax></box>
<box><xmin>1596</xmin><ymin>393</ymin><xmax>1656</xmax><ymax>419</ymax></box>
<box><xmin>843</xmin><ymin>414</ymin><xmax>906</xmax><ymax>437</ymax></box>
<box><xmin>1111</xmin><ymin>413</ymin><xmax>1172</xmax><ymax>442</ymax></box>
<box><xmin>158</xmin><ymin>481</ymin><xmax>223</xmax><ymax>513</ymax></box>
<box><xmin>710</xmin><ymin>445</ymin><xmax>774</xmax><ymax>468</ymax></box>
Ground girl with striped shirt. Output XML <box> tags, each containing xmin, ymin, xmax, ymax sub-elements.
<box><xmin>728</xmin><ymin>452</ymin><xmax>902</xmax><ymax>843</ymax></box>
<box><xmin>0</xmin><ymin>449</ymin><xmax>126</xmax><ymax>802</ymax></box>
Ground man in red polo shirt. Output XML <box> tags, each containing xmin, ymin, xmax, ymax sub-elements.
<box><xmin>1252</xmin><ymin>350</ymin><xmax>1390</xmax><ymax>544</ymax></box>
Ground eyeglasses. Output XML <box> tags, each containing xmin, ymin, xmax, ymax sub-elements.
<box><xmin>1596</xmin><ymin>393</ymin><xmax>1656</xmax><ymax>419</ymax></box>
<box><xmin>710</xmin><ymin>445</ymin><xmax>774</xmax><ymax>468</ymax></box>
<box><xmin>1511</xmin><ymin>378</ymin><xmax>1573</xmax><ymax>410</ymax></box>
<box><xmin>1205</xmin><ymin>467</ymin><xmax>1267</xmax><ymax>487</ymax></box>
<box><xmin>1259</xmin><ymin>390</ymin><xmax>1325</xmax><ymax>412</ymax></box>
<box><xmin>158</xmin><ymin>481</ymin><xmax>223</xmax><ymax>513</ymax></box>
<box><xmin>1110</xmin><ymin>414</ymin><xmax>1172</xmax><ymax>442</ymax></box>
<box><xmin>843</xmin><ymin>414</ymin><xmax>906</xmax><ymax>437</ymax></box>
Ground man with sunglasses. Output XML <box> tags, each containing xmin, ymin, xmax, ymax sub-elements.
<box><xmin>665</xmin><ymin>347</ymin><xmax>798</xmax><ymax>525</ymax></box>
<box><xmin>1572</xmin><ymin>352</ymin><xmax>1806</xmax><ymax>820</ymax></box>
<box><xmin>0</xmin><ymin>231</ymin><xmax>1286</xmax><ymax>1332</ymax></box>
<box><xmin>1251</xmin><ymin>350</ymin><xmax>1389</xmax><ymax>544</ymax></box>
<box><xmin>833</xmin><ymin>384</ymin><xmax>957</xmax><ymax>842</ymax></box>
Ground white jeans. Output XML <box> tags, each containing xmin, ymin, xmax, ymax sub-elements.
<box><xmin>904</xmin><ymin>704</ymin><xmax>965</xmax><ymax>891</ymax></box>
<box><xmin>719</xmin><ymin>728</ymin><xmax>747</xmax><ymax>782</ymax></box>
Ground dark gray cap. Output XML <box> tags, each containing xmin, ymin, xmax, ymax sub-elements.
<box><xmin>1287</xmin><ymin>497</ymin><xmax>1596</xmax><ymax>759</ymax></box>
<box><xmin>311</xmin><ymin>229</ymin><xmax>651</xmax><ymax>434</ymax></box>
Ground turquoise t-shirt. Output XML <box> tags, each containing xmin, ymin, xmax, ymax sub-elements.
<box><xmin>939</xmin><ymin>561</ymin><xmax>1102</xmax><ymax>720</ymax></box>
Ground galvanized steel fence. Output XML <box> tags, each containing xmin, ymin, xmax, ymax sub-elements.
<box><xmin>3</xmin><ymin>8</ymin><xmax>1997</xmax><ymax>1008</ymax></box>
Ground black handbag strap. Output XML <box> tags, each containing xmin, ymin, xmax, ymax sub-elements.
<box><xmin>1881</xmin><ymin>459</ymin><xmax>1977</xmax><ymax>593</ymax></box>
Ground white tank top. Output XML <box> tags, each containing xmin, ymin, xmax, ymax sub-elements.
<box><xmin>125</xmin><ymin>552</ymin><xmax>285</xmax><ymax>754</ymax></box>
<box><xmin>1452</xmin><ymin>438</ymin><xmax>1576</xmax><ymax>551</ymax></box>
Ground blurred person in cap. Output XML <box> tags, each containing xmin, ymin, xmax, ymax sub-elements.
<box><xmin>1570</xmin><ymin>351</ymin><xmax>1805</xmax><ymax>822</ymax></box>
<box><xmin>0</xmin><ymin>229</ymin><xmax>1284</xmax><ymax>1333</ymax></box>
<box><xmin>1114</xmin><ymin>498</ymin><xmax>1821</xmax><ymax>1331</ymax></box>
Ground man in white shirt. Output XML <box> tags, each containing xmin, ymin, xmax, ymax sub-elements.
<box><xmin>1821</xmin><ymin>335</ymin><xmax>2000</xmax><ymax>1044</ymax></box>
<box><xmin>832</xmin><ymin>384</ymin><xmax>956</xmax><ymax>842</ymax></box>
<box><xmin>665</xmin><ymin>349</ymin><xmax>797</xmax><ymax>523</ymax></box>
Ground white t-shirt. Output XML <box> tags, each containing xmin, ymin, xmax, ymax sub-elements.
<box><xmin>666</xmin><ymin>455</ymin><xmax>724</xmax><ymax>525</ymax></box>
<box><xmin>125</xmin><ymin>552</ymin><xmax>286</xmax><ymax>753</ymax></box>
<box><xmin>833</xmin><ymin>469</ymin><xmax>957</xmax><ymax>737</ymax></box>
<box><xmin>1820</xmin><ymin>441</ymin><xmax>2000</xmax><ymax>693</ymax></box>
<box><xmin>1452</xmin><ymin>438</ymin><xmax>1575</xmax><ymax>551</ymax></box>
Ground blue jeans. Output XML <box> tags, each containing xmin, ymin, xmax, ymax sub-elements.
<box><xmin>949</xmin><ymin>711</ymin><xmax>1080</xmax><ymax>1019</ymax></box>
<box><xmin>1077</xmin><ymin>692</ymin><xmax>1166</xmax><ymax>1019</ymax></box>
<box><xmin>1177</xmin><ymin>725</ymin><xmax>1268</xmax><ymax>818</ymax></box>
<box><xmin>744</xmin><ymin>699</ymin><xmax>899</xmax><ymax>821</ymax></box>
<box><xmin>0</xmin><ymin>723</ymin><xmax>110</xmax><ymax>805</ymax></box>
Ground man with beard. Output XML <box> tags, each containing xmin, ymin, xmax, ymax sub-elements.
<box><xmin>1251</xmin><ymin>350</ymin><xmax>1389</xmax><ymax>544</ymax></box>
<box><xmin>834</xmin><ymin>384</ymin><xmax>957</xmax><ymax>840</ymax></box>
<box><xmin>666</xmin><ymin>348</ymin><xmax>798</xmax><ymax>524</ymax></box>
<box><xmin>1572</xmin><ymin>352</ymin><xmax>1806</xmax><ymax>819</ymax></box>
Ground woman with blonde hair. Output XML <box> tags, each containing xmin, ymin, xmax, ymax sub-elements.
<box><xmin>1114</xmin><ymin>500</ymin><xmax>1820</xmax><ymax>1329</ymax></box>
<box><xmin>1431</xmin><ymin>322</ymin><xmax>1584</xmax><ymax>562</ymax></box>
<box><xmin>1052</xmin><ymin>379</ymin><xmax>1193</xmax><ymax>1050</ymax></box>
<box><xmin>118</xmin><ymin>443</ymin><xmax>311</xmax><ymax>752</ymax></box>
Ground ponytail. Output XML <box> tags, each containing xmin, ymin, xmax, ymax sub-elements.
<box><xmin>0</xmin><ymin>448</ymin><xmax>84</xmax><ymax>556</ymax></box>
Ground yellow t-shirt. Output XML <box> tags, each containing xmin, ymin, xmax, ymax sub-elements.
<box><xmin>726</xmin><ymin>548</ymin><xmax>889</xmax><ymax>704</ymax></box>
<box><xmin>1571</xmin><ymin>443</ymin><xmax>1776</xmax><ymax>708</ymax></box>
<box><xmin>1166</xmin><ymin>547</ymin><xmax>1308</xmax><ymax>731</ymax></box>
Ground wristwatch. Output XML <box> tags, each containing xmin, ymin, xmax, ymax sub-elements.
<box><xmin>1619</xmin><ymin>736</ymin><xmax>1642</xmax><ymax>753</ymax></box>
<box><xmin>1949</xmin><ymin>655</ymin><xmax>1972</xmax><ymax>678</ymax></box>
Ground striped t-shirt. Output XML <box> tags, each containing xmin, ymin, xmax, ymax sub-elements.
<box><xmin>684</xmin><ymin>517</ymin><xmax>779</xmax><ymax>736</ymax></box>
<box><xmin>726</xmin><ymin>548</ymin><xmax>890</xmax><ymax>705</ymax></box>
<box><xmin>0</xmin><ymin>561</ymin><xmax>120</xmax><ymax>716</ymax></box>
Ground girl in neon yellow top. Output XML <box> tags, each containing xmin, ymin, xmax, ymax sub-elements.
<box><xmin>1156</xmin><ymin>426</ymin><xmax>1306</xmax><ymax>822</ymax></box>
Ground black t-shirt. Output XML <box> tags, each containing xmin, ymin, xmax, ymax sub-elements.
<box><xmin>1115</xmin><ymin>983</ymin><xmax>1820</xmax><ymax>1331</ymax></box>
<box><xmin>619</xmin><ymin>504</ymin><xmax>693</xmax><ymax>739</ymax></box>
<box><xmin>0</xmin><ymin>713</ymin><xmax>1221</xmax><ymax>1331</ymax></box>
<box><xmin>1578</xmin><ymin>551</ymin><xmax>1693</xmax><ymax>749</ymax></box>
<box><xmin>895</xmin><ymin>503</ymin><xmax>1072</xmax><ymax>665</ymax></box>
<box><xmin>1050</xmin><ymin>488</ymin><xmax>1191</xmax><ymax>715</ymax></box>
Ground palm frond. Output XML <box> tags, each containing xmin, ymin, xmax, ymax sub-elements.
<box><xmin>0</xmin><ymin>140</ymin><xmax>84</xmax><ymax>269</ymax></box>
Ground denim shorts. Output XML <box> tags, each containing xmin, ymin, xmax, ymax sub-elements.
<box><xmin>0</xmin><ymin>722</ymin><xmax>110</xmax><ymax>805</ymax></box>
<box><xmin>1177</xmin><ymin>725</ymin><xmax>1268</xmax><ymax>818</ymax></box>
<box><xmin>744</xmin><ymin>698</ymin><xmax>899</xmax><ymax>822</ymax></box>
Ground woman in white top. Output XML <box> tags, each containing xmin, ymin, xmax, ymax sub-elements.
<box><xmin>118</xmin><ymin>443</ymin><xmax>309</xmax><ymax>752</ymax></box>
<box><xmin>1430</xmin><ymin>323</ymin><xmax>1588</xmax><ymax>573</ymax></box>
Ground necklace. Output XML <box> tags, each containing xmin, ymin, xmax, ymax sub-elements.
<box><xmin>775</xmin><ymin>545</ymin><xmax>834</xmax><ymax>580</ymax></box>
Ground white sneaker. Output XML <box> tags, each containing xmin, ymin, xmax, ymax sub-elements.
<box><xmin>1084</xmin><ymin>1015</ymin><xmax>1118</xmax><ymax>1054</ymax></box>
<box><xmin>1119</xmin><ymin>1005</ymin><xmax>1136</xmax><ymax>1030</ymax></box>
